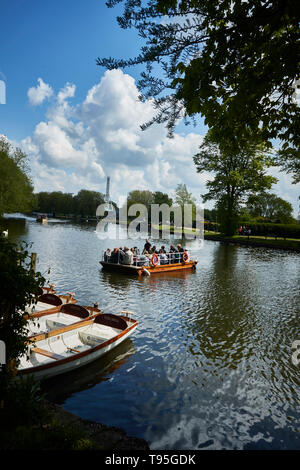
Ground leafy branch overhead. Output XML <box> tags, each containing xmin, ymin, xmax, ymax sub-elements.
<box><xmin>99</xmin><ymin>0</ymin><xmax>300</xmax><ymax>182</ymax></box>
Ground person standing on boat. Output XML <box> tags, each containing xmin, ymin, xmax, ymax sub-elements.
<box><xmin>143</xmin><ymin>238</ymin><xmax>151</xmax><ymax>253</ymax></box>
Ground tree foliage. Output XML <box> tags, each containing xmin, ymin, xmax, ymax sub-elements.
<box><xmin>194</xmin><ymin>131</ymin><xmax>277</xmax><ymax>234</ymax></box>
<box><xmin>174</xmin><ymin>183</ymin><xmax>196</xmax><ymax>207</ymax></box>
<box><xmin>99</xmin><ymin>0</ymin><xmax>300</xmax><ymax>182</ymax></box>
<box><xmin>35</xmin><ymin>190</ymin><xmax>105</xmax><ymax>217</ymax></box>
<box><xmin>0</xmin><ymin>137</ymin><xmax>35</xmax><ymax>216</ymax></box>
<box><xmin>0</xmin><ymin>237</ymin><xmax>45</xmax><ymax>391</ymax></box>
<box><xmin>246</xmin><ymin>192</ymin><xmax>295</xmax><ymax>223</ymax></box>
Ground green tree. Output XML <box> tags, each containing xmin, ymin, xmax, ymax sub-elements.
<box><xmin>153</xmin><ymin>191</ymin><xmax>173</xmax><ymax>207</ymax></box>
<box><xmin>246</xmin><ymin>192</ymin><xmax>295</xmax><ymax>224</ymax></box>
<box><xmin>174</xmin><ymin>183</ymin><xmax>196</xmax><ymax>207</ymax></box>
<box><xmin>0</xmin><ymin>138</ymin><xmax>35</xmax><ymax>216</ymax></box>
<box><xmin>0</xmin><ymin>237</ymin><xmax>45</xmax><ymax>392</ymax></box>
<box><xmin>127</xmin><ymin>190</ymin><xmax>154</xmax><ymax>209</ymax></box>
<box><xmin>35</xmin><ymin>191</ymin><xmax>75</xmax><ymax>216</ymax></box>
<box><xmin>194</xmin><ymin>131</ymin><xmax>277</xmax><ymax>235</ymax></box>
<box><xmin>99</xmin><ymin>0</ymin><xmax>300</xmax><ymax>182</ymax></box>
<box><xmin>125</xmin><ymin>190</ymin><xmax>154</xmax><ymax>223</ymax></box>
<box><xmin>173</xmin><ymin>183</ymin><xmax>197</xmax><ymax>227</ymax></box>
<box><xmin>73</xmin><ymin>190</ymin><xmax>105</xmax><ymax>218</ymax></box>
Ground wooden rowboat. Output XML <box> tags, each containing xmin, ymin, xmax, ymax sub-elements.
<box><xmin>26</xmin><ymin>302</ymin><xmax>103</xmax><ymax>340</ymax></box>
<box><xmin>18</xmin><ymin>312</ymin><xmax>138</xmax><ymax>380</ymax></box>
<box><xmin>25</xmin><ymin>292</ymin><xmax>77</xmax><ymax>320</ymax></box>
<box><xmin>100</xmin><ymin>259</ymin><xmax>197</xmax><ymax>276</ymax></box>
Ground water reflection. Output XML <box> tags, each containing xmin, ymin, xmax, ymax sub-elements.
<box><xmin>5</xmin><ymin>217</ymin><xmax>300</xmax><ymax>450</ymax></box>
<box><xmin>43</xmin><ymin>339</ymin><xmax>136</xmax><ymax>403</ymax></box>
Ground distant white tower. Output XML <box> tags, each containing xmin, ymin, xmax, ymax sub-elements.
<box><xmin>104</xmin><ymin>176</ymin><xmax>113</xmax><ymax>212</ymax></box>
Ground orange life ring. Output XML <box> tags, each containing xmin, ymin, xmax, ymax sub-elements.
<box><xmin>151</xmin><ymin>254</ymin><xmax>159</xmax><ymax>266</ymax></box>
<box><xmin>182</xmin><ymin>251</ymin><xmax>189</xmax><ymax>263</ymax></box>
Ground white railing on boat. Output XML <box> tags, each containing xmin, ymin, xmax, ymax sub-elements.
<box><xmin>101</xmin><ymin>249</ymin><xmax>198</xmax><ymax>267</ymax></box>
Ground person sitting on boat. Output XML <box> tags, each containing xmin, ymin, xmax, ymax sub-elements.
<box><xmin>122</xmin><ymin>247</ymin><xmax>134</xmax><ymax>265</ymax></box>
<box><xmin>150</xmin><ymin>245</ymin><xmax>158</xmax><ymax>254</ymax></box>
<box><xmin>104</xmin><ymin>248</ymin><xmax>111</xmax><ymax>262</ymax></box>
<box><xmin>169</xmin><ymin>245</ymin><xmax>178</xmax><ymax>263</ymax></box>
<box><xmin>159</xmin><ymin>246</ymin><xmax>168</xmax><ymax>264</ymax></box>
<box><xmin>136</xmin><ymin>253</ymin><xmax>149</xmax><ymax>266</ymax></box>
<box><xmin>131</xmin><ymin>247</ymin><xmax>138</xmax><ymax>265</ymax></box>
<box><xmin>118</xmin><ymin>247</ymin><xmax>125</xmax><ymax>263</ymax></box>
<box><xmin>160</xmin><ymin>252</ymin><xmax>168</xmax><ymax>265</ymax></box>
<box><xmin>110</xmin><ymin>248</ymin><xmax>119</xmax><ymax>263</ymax></box>
<box><xmin>177</xmin><ymin>244</ymin><xmax>184</xmax><ymax>262</ymax></box>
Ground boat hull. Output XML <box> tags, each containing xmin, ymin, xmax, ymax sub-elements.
<box><xmin>19</xmin><ymin>319</ymin><xmax>138</xmax><ymax>380</ymax></box>
<box><xmin>100</xmin><ymin>260</ymin><xmax>197</xmax><ymax>276</ymax></box>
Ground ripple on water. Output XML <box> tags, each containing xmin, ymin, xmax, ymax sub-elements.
<box><xmin>9</xmin><ymin>219</ymin><xmax>300</xmax><ymax>450</ymax></box>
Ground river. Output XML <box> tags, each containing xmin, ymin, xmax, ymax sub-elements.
<box><xmin>2</xmin><ymin>214</ymin><xmax>300</xmax><ymax>450</ymax></box>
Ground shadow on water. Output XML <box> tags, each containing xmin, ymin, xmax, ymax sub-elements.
<box><xmin>42</xmin><ymin>339</ymin><xmax>136</xmax><ymax>404</ymax></box>
<box><xmin>5</xmin><ymin>218</ymin><xmax>300</xmax><ymax>449</ymax></box>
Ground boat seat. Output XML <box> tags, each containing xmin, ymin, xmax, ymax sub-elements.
<box><xmin>31</xmin><ymin>347</ymin><xmax>64</xmax><ymax>361</ymax></box>
<box><xmin>79</xmin><ymin>331</ymin><xmax>106</xmax><ymax>346</ymax></box>
<box><xmin>45</xmin><ymin>314</ymin><xmax>79</xmax><ymax>330</ymax></box>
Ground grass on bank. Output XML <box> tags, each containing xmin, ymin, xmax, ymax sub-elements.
<box><xmin>204</xmin><ymin>231</ymin><xmax>300</xmax><ymax>250</ymax></box>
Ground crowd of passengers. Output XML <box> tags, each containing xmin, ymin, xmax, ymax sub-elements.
<box><xmin>103</xmin><ymin>239</ymin><xmax>188</xmax><ymax>266</ymax></box>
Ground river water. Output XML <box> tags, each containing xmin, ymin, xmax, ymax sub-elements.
<box><xmin>2</xmin><ymin>215</ymin><xmax>300</xmax><ymax>450</ymax></box>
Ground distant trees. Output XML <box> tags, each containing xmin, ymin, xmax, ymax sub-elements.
<box><xmin>35</xmin><ymin>191</ymin><xmax>74</xmax><ymax>216</ymax></box>
<box><xmin>125</xmin><ymin>190</ymin><xmax>173</xmax><ymax>223</ymax></box>
<box><xmin>126</xmin><ymin>190</ymin><xmax>155</xmax><ymax>216</ymax></box>
<box><xmin>246</xmin><ymin>192</ymin><xmax>295</xmax><ymax>224</ymax></box>
<box><xmin>35</xmin><ymin>190</ymin><xmax>105</xmax><ymax>218</ymax></box>
<box><xmin>0</xmin><ymin>137</ymin><xmax>35</xmax><ymax>216</ymax></box>
<box><xmin>73</xmin><ymin>190</ymin><xmax>105</xmax><ymax>218</ymax></box>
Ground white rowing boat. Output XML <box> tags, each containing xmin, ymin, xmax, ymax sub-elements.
<box><xmin>25</xmin><ymin>291</ymin><xmax>77</xmax><ymax>318</ymax></box>
<box><xmin>26</xmin><ymin>302</ymin><xmax>103</xmax><ymax>339</ymax></box>
<box><xmin>18</xmin><ymin>312</ymin><xmax>138</xmax><ymax>380</ymax></box>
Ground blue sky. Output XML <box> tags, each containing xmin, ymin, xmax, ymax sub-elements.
<box><xmin>0</xmin><ymin>0</ymin><xmax>299</xmax><ymax>215</ymax></box>
<box><xmin>0</xmin><ymin>0</ymin><xmax>143</xmax><ymax>138</ymax></box>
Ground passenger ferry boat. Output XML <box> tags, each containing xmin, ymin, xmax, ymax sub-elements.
<box><xmin>100</xmin><ymin>250</ymin><xmax>197</xmax><ymax>276</ymax></box>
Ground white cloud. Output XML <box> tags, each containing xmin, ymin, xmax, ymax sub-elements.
<box><xmin>27</xmin><ymin>78</ymin><xmax>53</xmax><ymax>106</ymax></box>
<box><xmin>20</xmin><ymin>70</ymin><xmax>299</xmax><ymax>215</ymax></box>
<box><xmin>57</xmin><ymin>83</ymin><xmax>76</xmax><ymax>104</ymax></box>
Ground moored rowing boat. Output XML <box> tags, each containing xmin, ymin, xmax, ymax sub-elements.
<box><xmin>18</xmin><ymin>312</ymin><xmax>138</xmax><ymax>380</ymax></box>
<box><xmin>26</xmin><ymin>302</ymin><xmax>103</xmax><ymax>340</ymax></box>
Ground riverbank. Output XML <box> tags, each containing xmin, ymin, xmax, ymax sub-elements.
<box><xmin>45</xmin><ymin>400</ymin><xmax>149</xmax><ymax>451</ymax></box>
<box><xmin>0</xmin><ymin>398</ymin><xmax>149</xmax><ymax>451</ymax></box>
<box><xmin>204</xmin><ymin>232</ymin><xmax>300</xmax><ymax>252</ymax></box>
